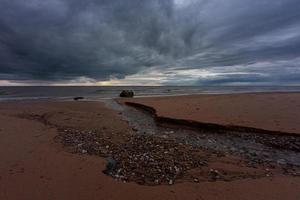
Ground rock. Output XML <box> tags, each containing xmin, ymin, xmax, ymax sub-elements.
<box><xmin>103</xmin><ymin>157</ymin><xmax>117</xmax><ymax>175</ymax></box>
<box><xmin>277</xmin><ymin>159</ymin><xmax>287</xmax><ymax>165</ymax></box>
<box><xmin>209</xmin><ymin>169</ymin><xmax>222</xmax><ymax>179</ymax></box>
<box><xmin>119</xmin><ymin>90</ymin><xmax>134</xmax><ymax>98</ymax></box>
<box><xmin>0</xmin><ymin>91</ymin><xmax>7</xmax><ymax>95</ymax></box>
<box><xmin>230</xmin><ymin>147</ymin><xmax>236</xmax><ymax>152</ymax></box>
<box><xmin>81</xmin><ymin>149</ymin><xmax>87</xmax><ymax>154</ymax></box>
<box><xmin>262</xmin><ymin>152</ymin><xmax>269</xmax><ymax>157</ymax></box>
<box><xmin>73</xmin><ymin>97</ymin><xmax>84</xmax><ymax>101</ymax></box>
<box><xmin>249</xmin><ymin>150</ymin><xmax>257</xmax><ymax>156</ymax></box>
<box><xmin>293</xmin><ymin>172</ymin><xmax>300</xmax><ymax>176</ymax></box>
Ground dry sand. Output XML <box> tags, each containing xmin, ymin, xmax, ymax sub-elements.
<box><xmin>0</xmin><ymin>99</ymin><xmax>300</xmax><ymax>200</ymax></box>
<box><xmin>120</xmin><ymin>92</ymin><xmax>300</xmax><ymax>134</ymax></box>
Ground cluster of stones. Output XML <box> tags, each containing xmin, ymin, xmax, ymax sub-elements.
<box><xmin>107</xmin><ymin>135</ymin><xmax>208</xmax><ymax>185</ymax></box>
<box><xmin>58</xmin><ymin>129</ymin><xmax>209</xmax><ymax>185</ymax></box>
<box><xmin>57</xmin><ymin>128</ymin><xmax>300</xmax><ymax>185</ymax></box>
<box><xmin>229</xmin><ymin>131</ymin><xmax>300</xmax><ymax>152</ymax></box>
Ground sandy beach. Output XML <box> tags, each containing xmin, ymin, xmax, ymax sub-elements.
<box><xmin>1</xmin><ymin>93</ymin><xmax>300</xmax><ymax>200</ymax></box>
<box><xmin>120</xmin><ymin>92</ymin><xmax>300</xmax><ymax>134</ymax></box>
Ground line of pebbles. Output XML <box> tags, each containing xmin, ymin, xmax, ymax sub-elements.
<box><xmin>57</xmin><ymin>128</ymin><xmax>229</xmax><ymax>185</ymax></box>
<box><xmin>57</xmin><ymin>128</ymin><xmax>300</xmax><ymax>185</ymax></box>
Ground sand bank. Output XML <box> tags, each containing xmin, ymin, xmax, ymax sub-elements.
<box><xmin>119</xmin><ymin>92</ymin><xmax>300</xmax><ymax>134</ymax></box>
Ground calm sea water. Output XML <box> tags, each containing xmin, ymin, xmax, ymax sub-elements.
<box><xmin>0</xmin><ymin>86</ymin><xmax>300</xmax><ymax>101</ymax></box>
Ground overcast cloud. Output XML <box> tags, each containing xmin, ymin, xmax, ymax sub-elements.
<box><xmin>0</xmin><ymin>0</ymin><xmax>300</xmax><ymax>85</ymax></box>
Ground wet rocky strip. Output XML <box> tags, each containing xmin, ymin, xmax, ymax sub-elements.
<box><xmin>56</xmin><ymin>128</ymin><xmax>295</xmax><ymax>185</ymax></box>
<box><xmin>123</xmin><ymin>102</ymin><xmax>300</xmax><ymax>155</ymax></box>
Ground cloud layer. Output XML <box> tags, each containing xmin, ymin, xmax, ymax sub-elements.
<box><xmin>0</xmin><ymin>0</ymin><xmax>300</xmax><ymax>85</ymax></box>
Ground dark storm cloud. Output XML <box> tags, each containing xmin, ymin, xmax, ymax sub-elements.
<box><xmin>0</xmin><ymin>0</ymin><xmax>300</xmax><ymax>84</ymax></box>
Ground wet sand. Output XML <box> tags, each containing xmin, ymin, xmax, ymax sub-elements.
<box><xmin>120</xmin><ymin>92</ymin><xmax>300</xmax><ymax>134</ymax></box>
<box><xmin>0</xmin><ymin>99</ymin><xmax>300</xmax><ymax>200</ymax></box>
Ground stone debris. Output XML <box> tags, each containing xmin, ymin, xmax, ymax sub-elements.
<box><xmin>57</xmin><ymin>127</ymin><xmax>300</xmax><ymax>185</ymax></box>
<box><xmin>232</xmin><ymin>132</ymin><xmax>300</xmax><ymax>152</ymax></box>
<box><xmin>58</xmin><ymin>128</ymin><xmax>208</xmax><ymax>185</ymax></box>
<box><xmin>277</xmin><ymin>159</ymin><xmax>287</xmax><ymax>165</ymax></box>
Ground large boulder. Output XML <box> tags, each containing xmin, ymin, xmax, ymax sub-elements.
<box><xmin>119</xmin><ymin>90</ymin><xmax>134</xmax><ymax>98</ymax></box>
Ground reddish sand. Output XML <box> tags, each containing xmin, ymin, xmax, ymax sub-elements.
<box><xmin>0</xmin><ymin>100</ymin><xmax>300</xmax><ymax>200</ymax></box>
<box><xmin>120</xmin><ymin>92</ymin><xmax>300</xmax><ymax>134</ymax></box>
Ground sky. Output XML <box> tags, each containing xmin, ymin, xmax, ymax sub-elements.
<box><xmin>0</xmin><ymin>0</ymin><xmax>300</xmax><ymax>86</ymax></box>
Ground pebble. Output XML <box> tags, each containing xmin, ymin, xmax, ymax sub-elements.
<box><xmin>81</xmin><ymin>150</ymin><xmax>87</xmax><ymax>154</ymax></box>
<box><xmin>277</xmin><ymin>159</ymin><xmax>287</xmax><ymax>165</ymax></box>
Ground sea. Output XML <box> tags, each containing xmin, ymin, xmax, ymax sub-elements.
<box><xmin>0</xmin><ymin>86</ymin><xmax>300</xmax><ymax>101</ymax></box>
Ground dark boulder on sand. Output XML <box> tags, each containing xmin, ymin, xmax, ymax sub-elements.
<box><xmin>73</xmin><ymin>97</ymin><xmax>84</xmax><ymax>101</ymax></box>
<box><xmin>120</xmin><ymin>90</ymin><xmax>134</xmax><ymax>98</ymax></box>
